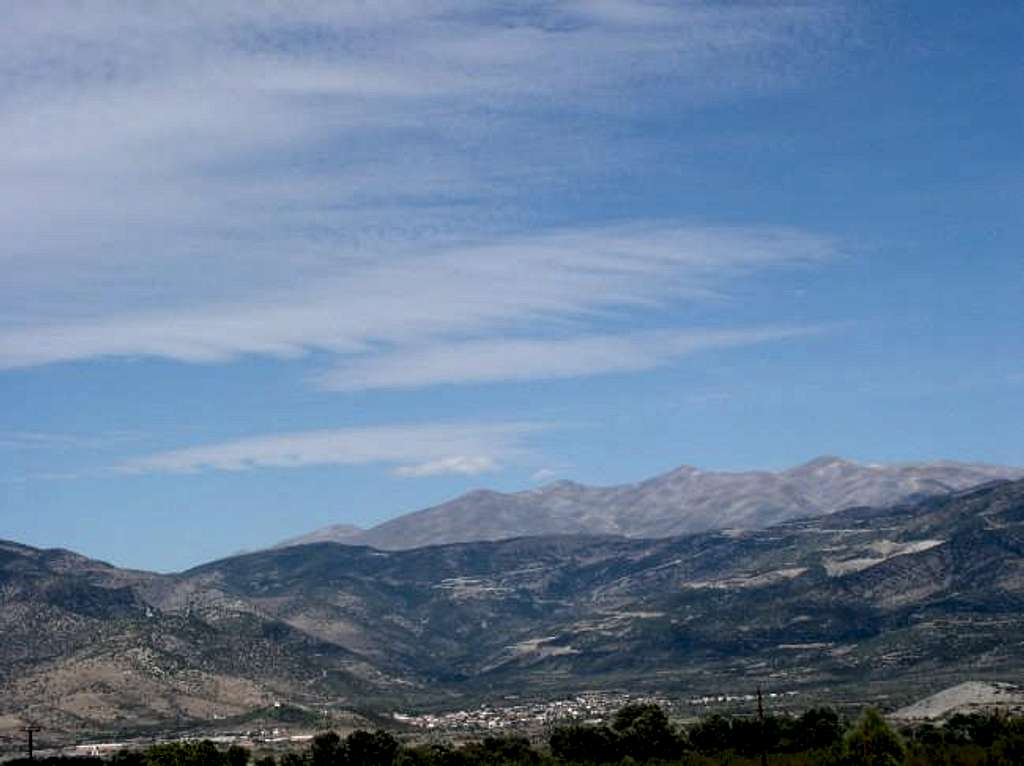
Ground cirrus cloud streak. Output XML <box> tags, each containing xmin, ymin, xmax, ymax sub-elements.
<box><xmin>115</xmin><ymin>421</ymin><xmax>547</xmax><ymax>477</ymax></box>
<box><xmin>319</xmin><ymin>325</ymin><xmax>830</xmax><ymax>391</ymax></box>
<box><xmin>0</xmin><ymin>225</ymin><xmax>835</xmax><ymax>370</ymax></box>
<box><xmin>0</xmin><ymin>1</ymin><xmax>846</xmax><ymax>374</ymax></box>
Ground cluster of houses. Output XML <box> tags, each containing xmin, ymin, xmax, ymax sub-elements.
<box><xmin>393</xmin><ymin>692</ymin><xmax>668</xmax><ymax>733</ymax></box>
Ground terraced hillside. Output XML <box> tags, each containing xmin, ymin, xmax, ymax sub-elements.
<box><xmin>2</xmin><ymin>479</ymin><xmax>1023</xmax><ymax>740</ymax></box>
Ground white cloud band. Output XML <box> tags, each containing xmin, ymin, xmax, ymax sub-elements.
<box><xmin>115</xmin><ymin>421</ymin><xmax>545</xmax><ymax>477</ymax></box>
<box><xmin>0</xmin><ymin>225</ymin><xmax>835</xmax><ymax>370</ymax></box>
<box><xmin>0</xmin><ymin>2</ymin><xmax>842</xmax><ymax>373</ymax></box>
<box><xmin>318</xmin><ymin>324</ymin><xmax>828</xmax><ymax>391</ymax></box>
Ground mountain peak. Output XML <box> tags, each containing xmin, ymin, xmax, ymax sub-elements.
<box><xmin>456</xmin><ymin>488</ymin><xmax>509</xmax><ymax>502</ymax></box>
<box><xmin>274</xmin><ymin>522</ymin><xmax>363</xmax><ymax>549</ymax></box>
<box><xmin>665</xmin><ymin>463</ymin><xmax>702</xmax><ymax>475</ymax></box>
<box><xmin>526</xmin><ymin>479</ymin><xmax>587</xmax><ymax>495</ymax></box>
<box><xmin>793</xmin><ymin>455</ymin><xmax>856</xmax><ymax>470</ymax></box>
<box><xmin>273</xmin><ymin>458</ymin><xmax>1024</xmax><ymax>551</ymax></box>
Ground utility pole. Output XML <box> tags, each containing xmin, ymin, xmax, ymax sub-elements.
<box><xmin>756</xmin><ymin>686</ymin><xmax>768</xmax><ymax>766</ymax></box>
<box><xmin>23</xmin><ymin>724</ymin><xmax>40</xmax><ymax>761</ymax></box>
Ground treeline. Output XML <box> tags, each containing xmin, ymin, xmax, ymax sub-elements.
<box><xmin>8</xmin><ymin>704</ymin><xmax>1024</xmax><ymax>766</ymax></box>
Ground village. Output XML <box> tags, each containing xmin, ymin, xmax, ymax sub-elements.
<box><xmin>392</xmin><ymin>688</ymin><xmax>800</xmax><ymax>734</ymax></box>
<box><xmin>4</xmin><ymin>687</ymin><xmax>803</xmax><ymax>761</ymax></box>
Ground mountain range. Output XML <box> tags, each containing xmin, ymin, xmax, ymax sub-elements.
<box><xmin>278</xmin><ymin>457</ymin><xmax>1024</xmax><ymax>549</ymax></box>
<box><xmin>3</xmin><ymin>472</ymin><xmax>1024</xmax><ymax>743</ymax></box>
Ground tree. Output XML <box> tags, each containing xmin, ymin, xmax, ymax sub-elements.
<box><xmin>987</xmin><ymin>718</ymin><xmax>1024</xmax><ymax>766</ymax></box>
<box><xmin>279</xmin><ymin>753</ymin><xmax>305</xmax><ymax>766</ymax></box>
<box><xmin>689</xmin><ymin>714</ymin><xmax>733</xmax><ymax>754</ymax></box>
<box><xmin>310</xmin><ymin>732</ymin><xmax>343</xmax><ymax>766</ymax></box>
<box><xmin>842</xmin><ymin>709</ymin><xmax>906</xmax><ymax>766</ymax></box>
<box><xmin>345</xmin><ymin>730</ymin><xmax>399</xmax><ymax>766</ymax></box>
<box><xmin>226</xmin><ymin>746</ymin><xmax>250</xmax><ymax>766</ymax></box>
<box><xmin>795</xmin><ymin>707</ymin><xmax>845</xmax><ymax>752</ymax></box>
<box><xmin>549</xmin><ymin>724</ymin><xmax>620</xmax><ymax>764</ymax></box>
<box><xmin>396</xmin><ymin>744</ymin><xmax>466</xmax><ymax>766</ymax></box>
<box><xmin>946</xmin><ymin>712</ymin><xmax>1006</xmax><ymax>748</ymax></box>
<box><xmin>111</xmin><ymin>751</ymin><xmax>147</xmax><ymax>766</ymax></box>
<box><xmin>611</xmin><ymin>703</ymin><xmax>684</xmax><ymax>761</ymax></box>
<box><xmin>145</xmin><ymin>740</ymin><xmax>224</xmax><ymax>766</ymax></box>
<box><xmin>463</xmin><ymin>736</ymin><xmax>538</xmax><ymax>766</ymax></box>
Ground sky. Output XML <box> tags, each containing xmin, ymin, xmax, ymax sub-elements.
<box><xmin>1</xmin><ymin>1</ymin><xmax>1022</xmax><ymax>572</ymax></box>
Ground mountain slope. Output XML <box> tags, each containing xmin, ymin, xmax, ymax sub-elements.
<box><xmin>274</xmin><ymin>522</ymin><xmax>363</xmax><ymax>548</ymax></box>
<box><xmin>285</xmin><ymin>457</ymin><xmax>1024</xmax><ymax>550</ymax></box>
<box><xmin>0</xmin><ymin>543</ymin><xmax>385</xmax><ymax>739</ymax></box>
<box><xmin>3</xmin><ymin>478</ymin><xmax>1024</xmax><ymax>738</ymax></box>
<box><xmin>159</xmin><ymin>478</ymin><xmax>1024</xmax><ymax>701</ymax></box>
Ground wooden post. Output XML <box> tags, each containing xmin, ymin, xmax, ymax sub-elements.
<box><xmin>23</xmin><ymin>725</ymin><xmax>40</xmax><ymax>761</ymax></box>
<box><xmin>756</xmin><ymin>687</ymin><xmax>768</xmax><ymax>766</ymax></box>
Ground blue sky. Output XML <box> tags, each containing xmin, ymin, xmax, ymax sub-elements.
<box><xmin>1</xmin><ymin>1</ymin><xmax>1021</xmax><ymax>572</ymax></box>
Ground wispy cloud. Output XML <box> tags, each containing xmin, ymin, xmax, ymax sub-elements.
<box><xmin>319</xmin><ymin>324</ymin><xmax>828</xmax><ymax>391</ymax></box>
<box><xmin>530</xmin><ymin>467</ymin><xmax>567</xmax><ymax>483</ymax></box>
<box><xmin>0</xmin><ymin>430</ymin><xmax>144</xmax><ymax>451</ymax></box>
<box><xmin>115</xmin><ymin>421</ymin><xmax>546</xmax><ymax>477</ymax></box>
<box><xmin>0</xmin><ymin>470</ymin><xmax>87</xmax><ymax>485</ymax></box>
<box><xmin>0</xmin><ymin>225</ymin><xmax>834</xmax><ymax>370</ymax></box>
<box><xmin>0</xmin><ymin>2</ymin><xmax>845</xmax><ymax>373</ymax></box>
<box><xmin>393</xmin><ymin>456</ymin><xmax>499</xmax><ymax>478</ymax></box>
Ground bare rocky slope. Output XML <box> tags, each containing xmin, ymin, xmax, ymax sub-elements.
<box><xmin>3</xmin><ymin>478</ymin><xmax>1024</xmax><ymax>740</ymax></box>
<box><xmin>283</xmin><ymin>457</ymin><xmax>1024</xmax><ymax>550</ymax></box>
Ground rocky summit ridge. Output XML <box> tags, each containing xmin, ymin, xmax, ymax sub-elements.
<box><xmin>2</xmin><ymin>477</ymin><xmax>1024</xmax><ymax>740</ymax></box>
<box><xmin>281</xmin><ymin>456</ymin><xmax>1024</xmax><ymax>550</ymax></box>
